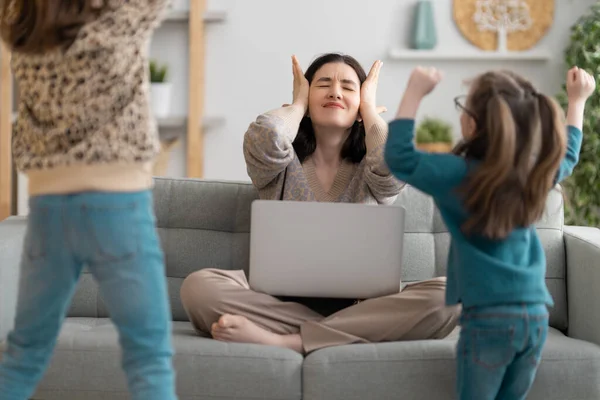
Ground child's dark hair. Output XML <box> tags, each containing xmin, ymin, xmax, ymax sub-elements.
<box><xmin>292</xmin><ymin>52</ymin><xmax>367</xmax><ymax>164</ymax></box>
<box><xmin>453</xmin><ymin>70</ymin><xmax>566</xmax><ymax>240</ymax></box>
<box><xmin>0</xmin><ymin>0</ymin><xmax>105</xmax><ymax>54</ymax></box>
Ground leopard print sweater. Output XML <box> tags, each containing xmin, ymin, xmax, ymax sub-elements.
<box><xmin>10</xmin><ymin>0</ymin><xmax>171</xmax><ymax>195</ymax></box>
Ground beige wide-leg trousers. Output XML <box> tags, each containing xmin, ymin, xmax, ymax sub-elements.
<box><xmin>180</xmin><ymin>268</ymin><xmax>460</xmax><ymax>353</ymax></box>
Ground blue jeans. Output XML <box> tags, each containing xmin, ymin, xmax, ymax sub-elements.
<box><xmin>0</xmin><ymin>191</ymin><xmax>177</xmax><ymax>400</ymax></box>
<box><xmin>456</xmin><ymin>303</ymin><xmax>548</xmax><ymax>400</ymax></box>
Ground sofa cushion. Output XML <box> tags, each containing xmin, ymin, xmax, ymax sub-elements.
<box><xmin>302</xmin><ymin>327</ymin><xmax>600</xmax><ymax>400</ymax></box>
<box><xmin>29</xmin><ymin>318</ymin><xmax>302</xmax><ymax>400</ymax></box>
<box><xmin>63</xmin><ymin>179</ymin><xmax>568</xmax><ymax>328</ymax></box>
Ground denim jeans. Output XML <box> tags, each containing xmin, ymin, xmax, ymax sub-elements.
<box><xmin>456</xmin><ymin>303</ymin><xmax>548</xmax><ymax>400</ymax></box>
<box><xmin>0</xmin><ymin>191</ymin><xmax>177</xmax><ymax>400</ymax></box>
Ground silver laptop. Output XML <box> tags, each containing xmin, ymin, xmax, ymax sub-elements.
<box><xmin>248</xmin><ymin>200</ymin><xmax>405</xmax><ymax>299</ymax></box>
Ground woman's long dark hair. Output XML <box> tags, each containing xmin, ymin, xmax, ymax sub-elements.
<box><xmin>292</xmin><ymin>53</ymin><xmax>367</xmax><ymax>164</ymax></box>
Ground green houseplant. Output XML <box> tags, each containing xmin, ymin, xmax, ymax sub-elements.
<box><xmin>416</xmin><ymin>117</ymin><xmax>454</xmax><ymax>152</ymax></box>
<box><xmin>149</xmin><ymin>60</ymin><xmax>171</xmax><ymax>118</ymax></box>
<box><xmin>556</xmin><ymin>2</ymin><xmax>600</xmax><ymax>226</ymax></box>
<box><xmin>149</xmin><ymin>60</ymin><xmax>168</xmax><ymax>83</ymax></box>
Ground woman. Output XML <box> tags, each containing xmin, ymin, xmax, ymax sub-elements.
<box><xmin>180</xmin><ymin>53</ymin><xmax>460</xmax><ymax>354</ymax></box>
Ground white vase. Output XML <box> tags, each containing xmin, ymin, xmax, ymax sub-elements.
<box><xmin>150</xmin><ymin>83</ymin><xmax>172</xmax><ymax>118</ymax></box>
<box><xmin>497</xmin><ymin>25</ymin><xmax>508</xmax><ymax>52</ymax></box>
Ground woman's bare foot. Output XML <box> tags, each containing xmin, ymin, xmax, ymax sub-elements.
<box><xmin>211</xmin><ymin>314</ymin><xmax>303</xmax><ymax>353</ymax></box>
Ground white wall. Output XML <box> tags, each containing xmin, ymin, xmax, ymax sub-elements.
<box><xmin>15</xmin><ymin>0</ymin><xmax>597</xmax><ymax>214</ymax></box>
<box><xmin>161</xmin><ymin>0</ymin><xmax>594</xmax><ymax>182</ymax></box>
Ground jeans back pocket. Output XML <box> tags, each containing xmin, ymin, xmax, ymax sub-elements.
<box><xmin>82</xmin><ymin>202</ymin><xmax>139</xmax><ymax>265</ymax></box>
<box><xmin>471</xmin><ymin>326</ymin><xmax>515</xmax><ymax>370</ymax></box>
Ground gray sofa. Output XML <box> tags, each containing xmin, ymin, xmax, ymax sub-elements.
<box><xmin>1</xmin><ymin>177</ymin><xmax>600</xmax><ymax>400</ymax></box>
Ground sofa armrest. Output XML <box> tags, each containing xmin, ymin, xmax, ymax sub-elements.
<box><xmin>0</xmin><ymin>217</ymin><xmax>27</xmax><ymax>341</ymax></box>
<box><xmin>564</xmin><ymin>225</ymin><xmax>600</xmax><ymax>346</ymax></box>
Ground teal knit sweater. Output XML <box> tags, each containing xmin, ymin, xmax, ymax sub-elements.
<box><xmin>384</xmin><ymin>119</ymin><xmax>582</xmax><ymax>308</ymax></box>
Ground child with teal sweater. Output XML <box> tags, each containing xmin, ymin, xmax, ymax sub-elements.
<box><xmin>384</xmin><ymin>66</ymin><xmax>595</xmax><ymax>400</ymax></box>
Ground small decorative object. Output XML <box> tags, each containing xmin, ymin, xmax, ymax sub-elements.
<box><xmin>416</xmin><ymin>117</ymin><xmax>454</xmax><ymax>153</ymax></box>
<box><xmin>149</xmin><ymin>60</ymin><xmax>172</xmax><ymax>118</ymax></box>
<box><xmin>473</xmin><ymin>0</ymin><xmax>531</xmax><ymax>52</ymax></box>
<box><xmin>411</xmin><ymin>0</ymin><xmax>437</xmax><ymax>50</ymax></box>
<box><xmin>453</xmin><ymin>0</ymin><xmax>554</xmax><ymax>51</ymax></box>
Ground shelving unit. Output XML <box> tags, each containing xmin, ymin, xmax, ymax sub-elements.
<box><xmin>387</xmin><ymin>48</ymin><xmax>552</xmax><ymax>62</ymax></box>
<box><xmin>0</xmin><ymin>43</ymin><xmax>11</xmax><ymax>221</ymax></box>
<box><xmin>0</xmin><ymin>3</ymin><xmax>228</xmax><ymax>220</ymax></box>
<box><xmin>157</xmin><ymin>116</ymin><xmax>226</xmax><ymax>130</ymax></box>
<box><xmin>166</xmin><ymin>9</ymin><xmax>227</xmax><ymax>23</ymax></box>
<box><xmin>160</xmin><ymin>4</ymin><xmax>228</xmax><ymax>178</ymax></box>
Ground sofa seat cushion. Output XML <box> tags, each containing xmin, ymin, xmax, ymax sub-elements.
<box><xmin>302</xmin><ymin>328</ymin><xmax>600</xmax><ymax>400</ymax></box>
<box><xmin>26</xmin><ymin>318</ymin><xmax>303</xmax><ymax>400</ymax></box>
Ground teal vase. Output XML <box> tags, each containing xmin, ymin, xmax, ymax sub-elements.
<box><xmin>411</xmin><ymin>0</ymin><xmax>437</xmax><ymax>50</ymax></box>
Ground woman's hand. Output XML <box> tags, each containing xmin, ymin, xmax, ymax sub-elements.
<box><xmin>291</xmin><ymin>55</ymin><xmax>310</xmax><ymax>112</ymax></box>
<box><xmin>360</xmin><ymin>60</ymin><xmax>386</xmax><ymax>116</ymax></box>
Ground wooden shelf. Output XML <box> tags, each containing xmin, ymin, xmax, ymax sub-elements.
<box><xmin>165</xmin><ymin>10</ymin><xmax>227</xmax><ymax>23</ymax></box>
<box><xmin>387</xmin><ymin>48</ymin><xmax>552</xmax><ymax>61</ymax></box>
<box><xmin>157</xmin><ymin>116</ymin><xmax>225</xmax><ymax>129</ymax></box>
<box><xmin>157</xmin><ymin>116</ymin><xmax>186</xmax><ymax>128</ymax></box>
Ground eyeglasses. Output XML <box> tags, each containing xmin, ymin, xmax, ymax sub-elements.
<box><xmin>454</xmin><ymin>95</ymin><xmax>477</xmax><ymax>121</ymax></box>
<box><xmin>454</xmin><ymin>95</ymin><xmax>468</xmax><ymax>113</ymax></box>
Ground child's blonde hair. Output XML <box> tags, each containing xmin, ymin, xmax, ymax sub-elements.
<box><xmin>453</xmin><ymin>70</ymin><xmax>567</xmax><ymax>240</ymax></box>
<box><xmin>0</xmin><ymin>0</ymin><xmax>107</xmax><ymax>54</ymax></box>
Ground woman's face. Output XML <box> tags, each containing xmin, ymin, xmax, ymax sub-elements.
<box><xmin>307</xmin><ymin>62</ymin><xmax>361</xmax><ymax>130</ymax></box>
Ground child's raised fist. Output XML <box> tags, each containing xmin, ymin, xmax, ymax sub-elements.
<box><xmin>566</xmin><ymin>66</ymin><xmax>596</xmax><ymax>102</ymax></box>
<box><xmin>405</xmin><ymin>67</ymin><xmax>443</xmax><ymax>99</ymax></box>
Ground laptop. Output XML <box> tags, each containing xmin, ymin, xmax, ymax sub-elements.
<box><xmin>248</xmin><ymin>200</ymin><xmax>406</xmax><ymax>299</ymax></box>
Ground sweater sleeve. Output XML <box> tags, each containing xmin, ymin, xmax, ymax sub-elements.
<box><xmin>65</xmin><ymin>0</ymin><xmax>171</xmax><ymax>55</ymax></box>
<box><xmin>384</xmin><ymin>119</ymin><xmax>468</xmax><ymax>199</ymax></box>
<box><xmin>128</xmin><ymin>0</ymin><xmax>173</xmax><ymax>24</ymax></box>
<box><xmin>243</xmin><ymin>106</ymin><xmax>305</xmax><ymax>190</ymax></box>
<box><xmin>96</xmin><ymin>0</ymin><xmax>171</xmax><ymax>38</ymax></box>
<box><xmin>554</xmin><ymin>125</ymin><xmax>583</xmax><ymax>184</ymax></box>
<box><xmin>362</xmin><ymin>120</ymin><xmax>405</xmax><ymax>205</ymax></box>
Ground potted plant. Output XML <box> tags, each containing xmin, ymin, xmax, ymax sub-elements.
<box><xmin>415</xmin><ymin>117</ymin><xmax>454</xmax><ymax>152</ymax></box>
<box><xmin>149</xmin><ymin>60</ymin><xmax>172</xmax><ymax>118</ymax></box>
<box><xmin>556</xmin><ymin>2</ymin><xmax>600</xmax><ymax>226</ymax></box>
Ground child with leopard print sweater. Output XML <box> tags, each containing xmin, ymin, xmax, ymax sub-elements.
<box><xmin>0</xmin><ymin>1</ymin><xmax>178</xmax><ymax>399</ymax></box>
